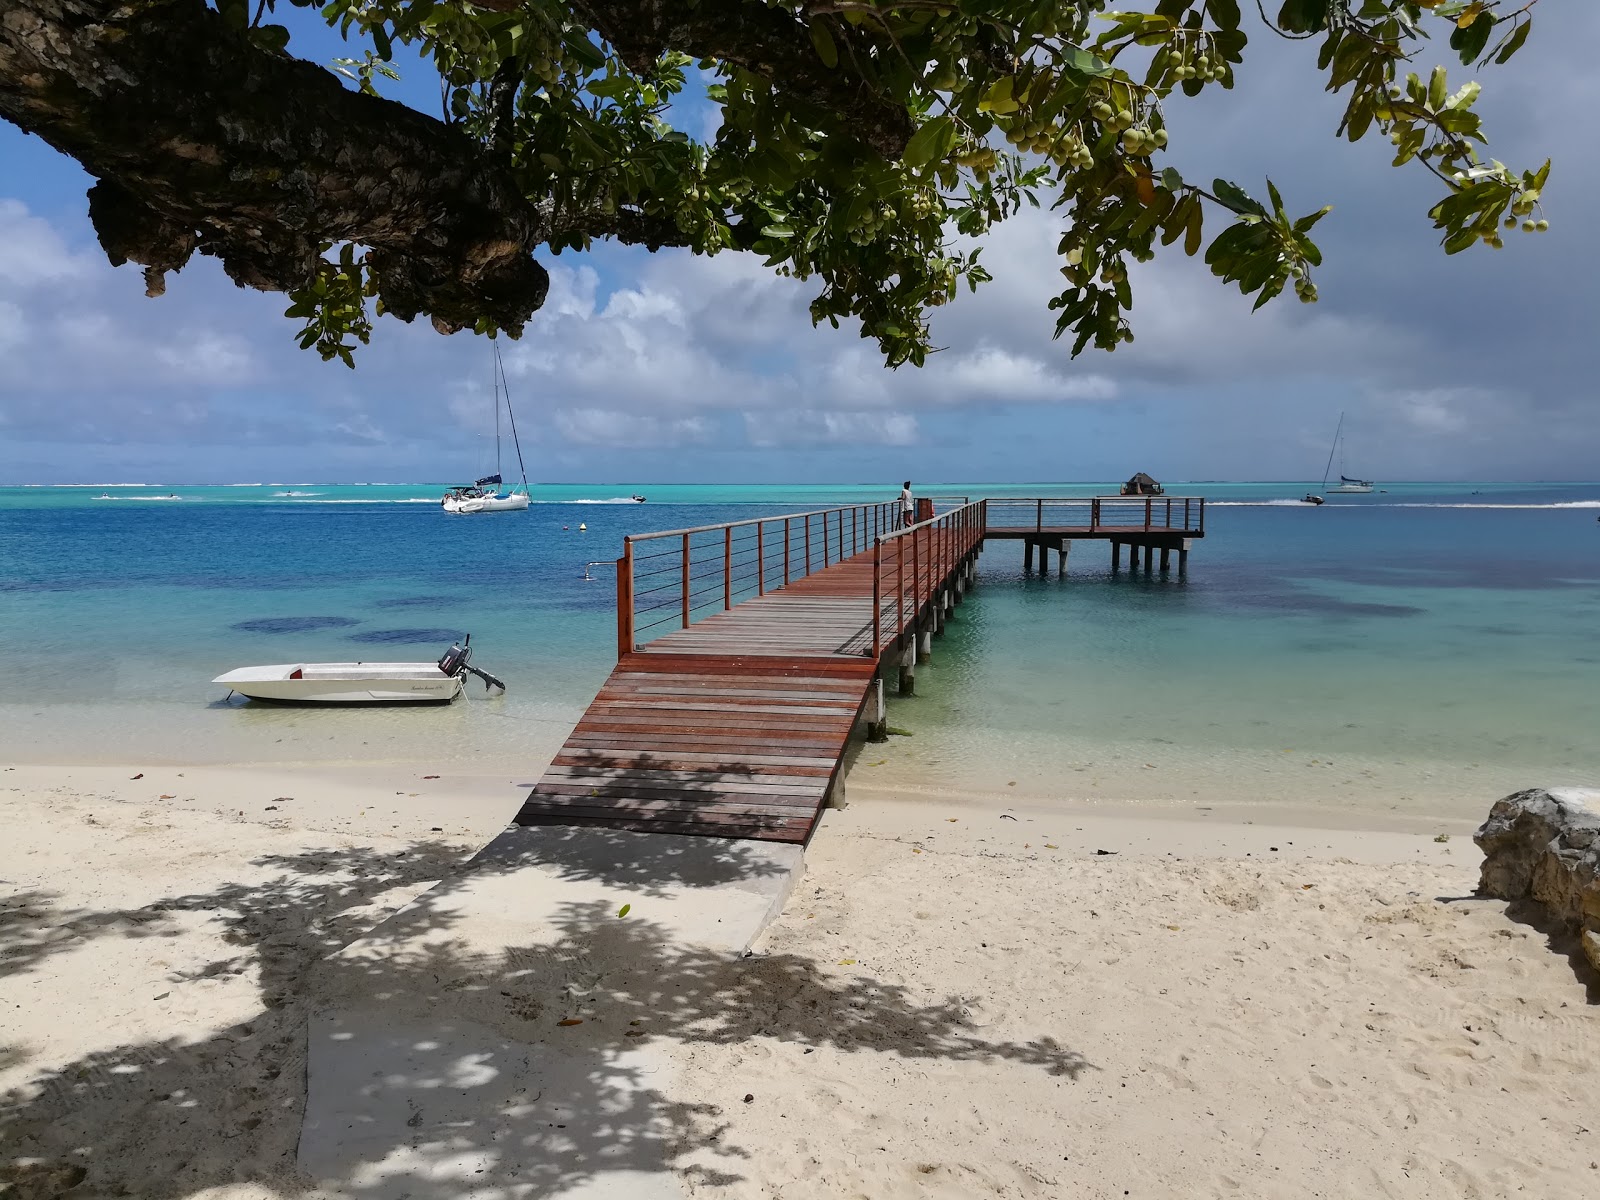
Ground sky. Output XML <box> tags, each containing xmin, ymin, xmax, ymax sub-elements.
<box><xmin>1</xmin><ymin>7</ymin><xmax>1596</xmax><ymax>485</ymax></box>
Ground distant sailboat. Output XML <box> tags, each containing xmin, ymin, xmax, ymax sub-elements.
<box><xmin>1321</xmin><ymin>412</ymin><xmax>1375</xmax><ymax>495</ymax></box>
<box><xmin>442</xmin><ymin>342</ymin><xmax>530</xmax><ymax>514</ymax></box>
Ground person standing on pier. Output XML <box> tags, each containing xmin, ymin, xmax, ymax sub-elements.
<box><xmin>899</xmin><ymin>481</ymin><xmax>915</xmax><ymax>529</ymax></box>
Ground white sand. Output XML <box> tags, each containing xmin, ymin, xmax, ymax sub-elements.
<box><xmin>3</xmin><ymin>765</ymin><xmax>1598</xmax><ymax>1200</ymax></box>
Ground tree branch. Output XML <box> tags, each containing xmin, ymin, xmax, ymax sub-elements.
<box><xmin>0</xmin><ymin>0</ymin><xmax>549</xmax><ymax>333</ymax></box>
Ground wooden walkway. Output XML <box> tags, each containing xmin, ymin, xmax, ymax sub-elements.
<box><xmin>514</xmin><ymin>496</ymin><xmax>1199</xmax><ymax>844</ymax></box>
<box><xmin>515</xmin><ymin>530</ymin><xmax>973</xmax><ymax>842</ymax></box>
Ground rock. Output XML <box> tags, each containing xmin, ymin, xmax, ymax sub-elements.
<box><xmin>1474</xmin><ymin>788</ymin><xmax>1600</xmax><ymax>972</ymax></box>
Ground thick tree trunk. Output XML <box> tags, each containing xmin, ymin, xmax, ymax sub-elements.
<box><xmin>0</xmin><ymin>0</ymin><xmax>549</xmax><ymax>332</ymax></box>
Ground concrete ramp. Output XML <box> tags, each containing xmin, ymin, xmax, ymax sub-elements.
<box><xmin>299</xmin><ymin>825</ymin><xmax>803</xmax><ymax>1199</ymax></box>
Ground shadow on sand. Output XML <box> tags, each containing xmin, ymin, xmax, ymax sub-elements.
<box><xmin>1</xmin><ymin>826</ymin><xmax>1090</xmax><ymax>1198</ymax></box>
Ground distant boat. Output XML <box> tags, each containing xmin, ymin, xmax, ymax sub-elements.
<box><xmin>443</xmin><ymin>342</ymin><xmax>530</xmax><ymax>514</ymax></box>
<box><xmin>1301</xmin><ymin>493</ymin><xmax>1325</xmax><ymax>506</ymax></box>
<box><xmin>1320</xmin><ymin>412</ymin><xmax>1375</xmax><ymax>494</ymax></box>
<box><xmin>214</xmin><ymin>637</ymin><xmax>504</xmax><ymax>704</ymax></box>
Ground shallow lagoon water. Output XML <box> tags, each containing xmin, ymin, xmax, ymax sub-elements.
<box><xmin>3</xmin><ymin>481</ymin><xmax>1596</xmax><ymax>822</ymax></box>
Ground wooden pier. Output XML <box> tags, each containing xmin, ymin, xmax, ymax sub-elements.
<box><xmin>515</xmin><ymin>496</ymin><xmax>1202</xmax><ymax>843</ymax></box>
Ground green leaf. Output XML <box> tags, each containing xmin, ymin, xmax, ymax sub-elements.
<box><xmin>371</xmin><ymin>22</ymin><xmax>392</xmax><ymax>62</ymax></box>
<box><xmin>1211</xmin><ymin>178</ymin><xmax>1263</xmax><ymax>216</ymax></box>
<box><xmin>1276</xmin><ymin>0</ymin><xmax>1328</xmax><ymax>35</ymax></box>
<box><xmin>251</xmin><ymin>24</ymin><xmax>291</xmax><ymax>52</ymax></box>
<box><xmin>1428</xmin><ymin>66</ymin><xmax>1447</xmax><ymax>110</ymax></box>
<box><xmin>1494</xmin><ymin>20</ymin><xmax>1531</xmax><ymax>65</ymax></box>
<box><xmin>1449</xmin><ymin>11</ymin><xmax>1495</xmax><ymax>62</ymax></box>
<box><xmin>1161</xmin><ymin>167</ymin><xmax>1184</xmax><ymax>192</ymax></box>
<box><xmin>1063</xmin><ymin>47</ymin><xmax>1115</xmax><ymax>78</ymax></box>
<box><xmin>760</xmin><ymin>224</ymin><xmax>795</xmax><ymax>238</ymax></box>
<box><xmin>1206</xmin><ymin>0</ymin><xmax>1242</xmax><ymax>31</ymax></box>
<box><xmin>618</xmin><ymin>903</ymin><xmax>631</xmax><ymax>918</ymax></box>
<box><xmin>564</xmin><ymin>32</ymin><xmax>607</xmax><ymax>72</ymax></box>
<box><xmin>903</xmin><ymin>115</ymin><xmax>956</xmax><ymax>169</ymax></box>
<box><xmin>809</xmin><ymin>21</ymin><xmax>839</xmax><ymax>69</ymax></box>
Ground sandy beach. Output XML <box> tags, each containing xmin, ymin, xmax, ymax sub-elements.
<box><xmin>2</xmin><ymin>763</ymin><xmax>1597</xmax><ymax>1199</ymax></box>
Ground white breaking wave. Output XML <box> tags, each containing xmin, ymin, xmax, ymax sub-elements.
<box><xmin>1384</xmin><ymin>501</ymin><xmax>1600</xmax><ymax>509</ymax></box>
<box><xmin>96</xmin><ymin>494</ymin><xmax>184</xmax><ymax>501</ymax></box>
<box><xmin>271</xmin><ymin>491</ymin><xmax>325</xmax><ymax>497</ymax></box>
<box><xmin>1208</xmin><ymin>499</ymin><xmax>1600</xmax><ymax>510</ymax></box>
<box><xmin>1207</xmin><ymin>499</ymin><xmax>1320</xmax><ymax>507</ymax></box>
<box><xmin>533</xmin><ymin>497</ymin><xmax>643</xmax><ymax>505</ymax></box>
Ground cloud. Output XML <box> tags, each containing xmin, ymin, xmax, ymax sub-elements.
<box><xmin>554</xmin><ymin>408</ymin><xmax>714</xmax><ymax>448</ymax></box>
<box><xmin>744</xmin><ymin>410</ymin><xmax>920</xmax><ymax>448</ymax></box>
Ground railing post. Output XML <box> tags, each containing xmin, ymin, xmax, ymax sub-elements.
<box><xmin>680</xmin><ymin>532</ymin><xmax>691</xmax><ymax>628</ymax></box>
<box><xmin>823</xmin><ymin>510</ymin><xmax>830</xmax><ymax>567</ymax></box>
<box><xmin>1165</xmin><ymin>497</ymin><xmax>1172</xmax><ymax>528</ymax></box>
<box><xmin>616</xmin><ymin>540</ymin><xmax>634</xmax><ymax>659</ymax></box>
<box><xmin>1200</xmin><ymin>497</ymin><xmax>1206</xmax><ymax>536</ymax></box>
<box><xmin>872</xmin><ymin>537</ymin><xmax>882</xmax><ymax>661</ymax></box>
<box><xmin>757</xmin><ymin>522</ymin><xmax>765</xmax><ymax>595</ymax></box>
<box><xmin>804</xmin><ymin>514</ymin><xmax>811</xmax><ymax>576</ymax></box>
<box><xmin>784</xmin><ymin>517</ymin><xmax>791</xmax><ymax>584</ymax></box>
<box><xmin>1036</xmin><ymin>498</ymin><xmax>1042</xmax><ymax>533</ymax></box>
<box><xmin>896</xmin><ymin>525</ymin><xmax>905</xmax><ymax>638</ymax></box>
<box><xmin>1184</xmin><ymin>497</ymin><xmax>1191</xmax><ymax>531</ymax></box>
<box><xmin>1144</xmin><ymin>497</ymin><xmax>1152</xmax><ymax>531</ymax></box>
<box><xmin>723</xmin><ymin>525</ymin><xmax>732</xmax><ymax>610</ymax></box>
<box><xmin>1091</xmin><ymin>497</ymin><xmax>1100</xmax><ymax>531</ymax></box>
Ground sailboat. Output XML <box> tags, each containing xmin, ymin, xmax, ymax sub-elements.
<box><xmin>442</xmin><ymin>342</ymin><xmax>530</xmax><ymax>514</ymax></box>
<box><xmin>1320</xmin><ymin>412</ymin><xmax>1375</xmax><ymax>495</ymax></box>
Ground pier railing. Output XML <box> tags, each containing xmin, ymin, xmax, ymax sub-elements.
<box><xmin>616</xmin><ymin>502</ymin><xmax>902</xmax><ymax>656</ymax></box>
<box><xmin>866</xmin><ymin>499</ymin><xmax>987</xmax><ymax>661</ymax></box>
<box><xmin>984</xmin><ymin>496</ymin><xmax>1205</xmax><ymax>535</ymax></box>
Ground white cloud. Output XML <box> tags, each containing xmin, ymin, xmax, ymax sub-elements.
<box><xmin>744</xmin><ymin>410</ymin><xmax>919</xmax><ymax>448</ymax></box>
<box><xmin>554</xmin><ymin>408</ymin><xmax>714</xmax><ymax>448</ymax></box>
<box><xmin>0</xmin><ymin>199</ymin><xmax>92</xmax><ymax>285</ymax></box>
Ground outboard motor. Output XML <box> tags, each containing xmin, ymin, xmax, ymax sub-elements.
<box><xmin>438</xmin><ymin>636</ymin><xmax>473</xmax><ymax>677</ymax></box>
<box><xmin>438</xmin><ymin>634</ymin><xmax>506</xmax><ymax>693</ymax></box>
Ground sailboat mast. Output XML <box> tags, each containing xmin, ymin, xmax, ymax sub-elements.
<box><xmin>494</xmin><ymin>341</ymin><xmax>530</xmax><ymax>490</ymax></box>
<box><xmin>1321</xmin><ymin>411</ymin><xmax>1343</xmax><ymax>491</ymax></box>
<box><xmin>493</xmin><ymin>345</ymin><xmax>502</xmax><ymax>480</ymax></box>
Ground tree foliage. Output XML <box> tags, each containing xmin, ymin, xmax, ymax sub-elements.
<box><xmin>0</xmin><ymin>0</ymin><xmax>1547</xmax><ymax>366</ymax></box>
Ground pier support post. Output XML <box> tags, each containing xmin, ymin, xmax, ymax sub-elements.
<box><xmin>1111</xmin><ymin>541</ymin><xmax>1122</xmax><ymax>571</ymax></box>
<box><xmin>825</xmin><ymin>772</ymin><xmax>848</xmax><ymax>810</ymax></box>
<box><xmin>1058</xmin><ymin>540</ymin><xmax>1069</xmax><ymax>577</ymax></box>
<box><xmin>1159</xmin><ymin>547</ymin><xmax>1171</xmax><ymax>572</ymax></box>
<box><xmin>1143</xmin><ymin>544</ymin><xmax>1154</xmax><ymax>571</ymax></box>
<box><xmin>918</xmin><ymin>623</ymin><xmax>933</xmax><ymax>659</ymax></box>
<box><xmin>1178</xmin><ymin>547</ymin><xmax>1189</xmax><ymax>575</ymax></box>
<box><xmin>898</xmin><ymin>639</ymin><xmax>917</xmax><ymax>695</ymax></box>
<box><xmin>933</xmin><ymin>592</ymin><xmax>947</xmax><ymax>636</ymax></box>
<box><xmin>866</xmin><ymin>677</ymin><xmax>888</xmax><ymax>742</ymax></box>
<box><xmin>1024</xmin><ymin>540</ymin><xmax>1035</xmax><ymax>572</ymax></box>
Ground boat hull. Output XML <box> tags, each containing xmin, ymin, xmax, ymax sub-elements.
<box><xmin>213</xmin><ymin>663</ymin><xmax>465</xmax><ymax>704</ymax></box>
<box><xmin>1326</xmin><ymin>485</ymin><xmax>1374</xmax><ymax>494</ymax></box>
<box><xmin>442</xmin><ymin>492</ymin><xmax>530</xmax><ymax>514</ymax></box>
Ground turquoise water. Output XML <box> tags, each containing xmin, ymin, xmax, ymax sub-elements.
<box><xmin>3</xmin><ymin>481</ymin><xmax>1597</xmax><ymax>820</ymax></box>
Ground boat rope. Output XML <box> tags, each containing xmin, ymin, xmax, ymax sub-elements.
<box><xmin>494</xmin><ymin>340</ymin><xmax>530</xmax><ymax>491</ymax></box>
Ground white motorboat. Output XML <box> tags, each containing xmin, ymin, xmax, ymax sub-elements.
<box><xmin>443</xmin><ymin>342</ymin><xmax>530</xmax><ymax>514</ymax></box>
<box><xmin>1318</xmin><ymin>412</ymin><xmax>1376</xmax><ymax>496</ymax></box>
<box><xmin>214</xmin><ymin>638</ymin><xmax>504</xmax><ymax>704</ymax></box>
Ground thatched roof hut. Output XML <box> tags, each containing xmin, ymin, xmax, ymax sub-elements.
<box><xmin>1121</xmin><ymin>472</ymin><xmax>1163</xmax><ymax>496</ymax></box>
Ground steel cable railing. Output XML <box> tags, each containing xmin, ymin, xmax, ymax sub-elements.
<box><xmin>981</xmin><ymin>495</ymin><xmax>1205</xmax><ymax>535</ymax></box>
<box><xmin>615</xmin><ymin>501</ymin><xmax>903</xmax><ymax>656</ymax></box>
<box><xmin>866</xmin><ymin>500</ymin><xmax>987</xmax><ymax>661</ymax></box>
